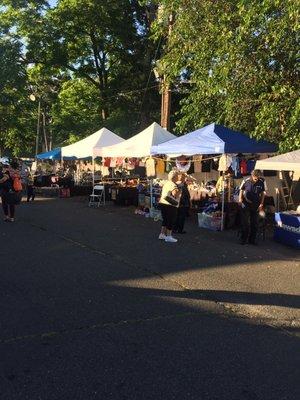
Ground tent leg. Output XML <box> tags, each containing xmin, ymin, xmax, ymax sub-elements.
<box><xmin>221</xmin><ymin>178</ymin><xmax>225</xmax><ymax>231</ymax></box>
<box><xmin>150</xmin><ymin>179</ymin><xmax>153</xmax><ymax>211</ymax></box>
<box><xmin>92</xmin><ymin>158</ymin><xmax>95</xmax><ymax>187</ymax></box>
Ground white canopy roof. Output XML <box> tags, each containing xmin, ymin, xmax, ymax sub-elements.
<box><xmin>97</xmin><ymin>122</ymin><xmax>176</xmax><ymax>158</ymax></box>
<box><xmin>151</xmin><ymin>123</ymin><xmax>277</xmax><ymax>155</ymax></box>
<box><xmin>151</xmin><ymin>124</ymin><xmax>224</xmax><ymax>156</ymax></box>
<box><xmin>255</xmin><ymin>150</ymin><xmax>300</xmax><ymax>172</ymax></box>
<box><xmin>62</xmin><ymin>127</ymin><xmax>124</xmax><ymax>159</ymax></box>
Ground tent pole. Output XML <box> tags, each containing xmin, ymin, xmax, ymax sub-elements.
<box><xmin>92</xmin><ymin>157</ymin><xmax>95</xmax><ymax>187</ymax></box>
<box><xmin>221</xmin><ymin>176</ymin><xmax>225</xmax><ymax>231</ymax></box>
<box><xmin>150</xmin><ymin>178</ymin><xmax>153</xmax><ymax>211</ymax></box>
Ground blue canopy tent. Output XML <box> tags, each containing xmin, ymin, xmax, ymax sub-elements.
<box><xmin>151</xmin><ymin>123</ymin><xmax>278</xmax><ymax>155</ymax></box>
<box><xmin>36</xmin><ymin>148</ymin><xmax>62</xmax><ymax>160</ymax></box>
<box><xmin>151</xmin><ymin>123</ymin><xmax>278</xmax><ymax>231</ymax></box>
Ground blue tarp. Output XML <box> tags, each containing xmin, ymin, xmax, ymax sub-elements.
<box><xmin>36</xmin><ymin>148</ymin><xmax>61</xmax><ymax>160</ymax></box>
<box><xmin>151</xmin><ymin>123</ymin><xmax>278</xmax><ymax>155</ymax></box>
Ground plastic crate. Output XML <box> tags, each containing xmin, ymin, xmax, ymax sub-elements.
<box><xmin>197</xmin><ymin>212</ymin><xmax>223</xmax><ymax>231</ymax></box>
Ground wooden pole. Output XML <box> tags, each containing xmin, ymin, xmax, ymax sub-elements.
<box><xmin>35</xmin><ymin>99</ymin><xmax>41</xmax><ymax>156</ymax></box>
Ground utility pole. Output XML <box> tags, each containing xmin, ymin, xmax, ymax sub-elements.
<box><xmin>160</xmin><ymin>12</ymin><xmax>174</xmax><ymax>131</ymax></box>
<box><xmin>42</xmin><ymin>111</ymin><xmax>49</xmax><ymax>152</ymax></box>
<box><xmin>35</xmin><ymin>98</ymin><xmax>41</xmax><ymax>156</ymax></box>
<box><xmin>160</xmin><ymin>81</ymin><xmax>171</xmax><ymax>130</ymax></box>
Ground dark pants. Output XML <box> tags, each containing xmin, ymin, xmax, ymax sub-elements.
<box><xmin>174</xmin><ymin>207</ymin><xmax>189</xmax><ymax>232</ymax></box>
<box><xmin>1</xmin><ymin>196</ymin><xmax>15</xmax><ymax>218</ymax></box>
<box><xmin>27</xmin><ymin>185</ymin><xmax>35</xmax><ymax>201</ymax></box>
<box><xmin>240</xmin><ymin>205</ymin><xmax>258</xmax><ymax>243</ymax></box>
<box><xmin>160</xmin><ymin>204</ymin><xmax>178</xmax><ymax>230</ymax></box>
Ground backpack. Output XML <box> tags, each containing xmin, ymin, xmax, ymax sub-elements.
<box><xmin>10</xmin><ymin>170</ymin><xmax>23</xmax><ymax>192</ymax></box>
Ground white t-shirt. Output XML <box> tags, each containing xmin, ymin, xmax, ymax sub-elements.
<box><xmin>159</xmin><ymin>181</ymin><xmax>178</xmax><ymax>206</ymax></box>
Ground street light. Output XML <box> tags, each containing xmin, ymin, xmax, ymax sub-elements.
<box><xmin>29</xmin><ymin>93</ymin><xmax>41</xmax><ymax>157</ymax></box>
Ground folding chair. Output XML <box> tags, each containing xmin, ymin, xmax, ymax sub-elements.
<box><xmin>89</xmin><ymin>184</ymin><xmax>105</xmax><ymax>207</ymax></box>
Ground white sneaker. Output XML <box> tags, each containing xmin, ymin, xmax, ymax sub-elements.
<box><xmin>158</xmin><ymin>233</ymin><xmax>167</xmax><ymax>240</ymax></box>
<box><xmin>165</xmin><ymin>236</ymin><xmax>178</xmax><ymax>243</ymax></box>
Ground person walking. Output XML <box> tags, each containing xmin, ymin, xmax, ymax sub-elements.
<box><xmin>158</xmin><ymin>170</ymin><xmax>181</xmax><ymax>243</ymax></box>
<box><xmin>238</xmin><ymin>169</ymin><xmax>266</xmax><ymax>245</ymax></box>
<box><xmin>174</xmin><ymin>174</ymin><xmax>191</xmax><ymax>234</ymax></box>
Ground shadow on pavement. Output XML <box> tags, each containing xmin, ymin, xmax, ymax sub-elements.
<box><xmin>0</xmin><ymin>197</ymin><xmax>299</xmax><ymax>399</ymax></box>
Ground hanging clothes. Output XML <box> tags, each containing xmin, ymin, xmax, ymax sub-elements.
<box><xmin>240</xmin><ymin>159</ymin><xmax>248</xmax><ymax>175</ymax></box>
<box><xmin>146</xmin><ymin>158</ymin><xmax>156</xmax><ymax>177</ymax></box>
<box><xmin>101</xmin><ymin>166</ymin><xmax>110</xmax><ymax>176</ymax></box>
<box><xmin>193</xmin><ymin>156</ymin><xmax>202</xmax><ymax>173</ymax></box>
<box><xmin>104</xmin><ymin>157</ymin><xmax>111</xmax><ymax>167</ymax></box>
<box><xmin>247</xmin><ymin>159</ymin><xmax>256</xmax><ymax>174</ymax></box>
<box><xmin>110</xmin><ymin>158</ymin><xmax>117</xmax><ymax>168</ymax></box>
<box><xmin>218</xmin><ymin>154</ymin><xmax>232</xmax><ymax>172</ymax></box>
<box><xmin>231</xmin><ymin>156</ymin><xmax>239</xmax><ymax>177</ymax></box>
<box><xmin>156</xmin><ymin>158</ymin><xmax>165</xmax><ymax>175</ymax></box>
<box><xmin>116</xmin><ymin>157</ymin><xmax>124</xmax><ymax>167</ymax></box>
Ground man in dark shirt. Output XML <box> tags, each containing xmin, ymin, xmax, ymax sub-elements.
<box><xmin>238</xmin><ymin>169</ymin><xmax>267</xmax><ymax>244</ymax></box>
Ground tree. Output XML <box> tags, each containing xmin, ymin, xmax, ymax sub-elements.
<box><xmin>154</xmin><ymin>0</ymin><xmax>300</xmax><ymax>151</ymax></box>
<box><xmin>1</xmin><ymin>0</ymin><xmax>163</xmax><ymax>152</ymax></box>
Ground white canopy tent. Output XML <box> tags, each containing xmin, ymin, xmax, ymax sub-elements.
<box><xmin>96</xmin><ymin>122</ymin><xmax>176</xmax><ymax>158</ymax></box>
<box><xmin>62</xmin><ymin>127</ymin><xmax>124</xmax><ymax>159</ymax></box>
<box><xmin>151</xmin><ymin>124</ymin><xmax>224</xmax><ymax>156</ymax></box>
<box><xmin>256</xmin><ymin>150</ymin><xmax>300</xmax><ymax>211</ymax></box>
<box><xmin>151</xmin><ymin>123</ymin><xmax>278</xmax><ymax>156</ymax></box>
<box><xmin>255</xmin><ymin>150</ymin><xmax>300</xmax><ymax>172</ymax></box>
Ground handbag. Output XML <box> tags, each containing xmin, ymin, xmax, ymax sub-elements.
<box><xmin>164</xmin><ymin>192</ymin><xmax>179</xmax><ymax>206</ymax></box>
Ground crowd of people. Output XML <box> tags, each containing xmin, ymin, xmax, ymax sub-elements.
<box><xmin>158</xmin><ymin>169</ymin><xmax>267</xmax><ymax>245</ymax></box>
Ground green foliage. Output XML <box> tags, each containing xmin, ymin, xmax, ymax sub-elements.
<box><xmin>155</xmin><ymin>0</ymin><xmax>300</xmax><ymax>151</ymax></box>
<box><xmin>0</xmin><ymin>0</ymin><xmax>161</xmax><ymax>155</ymax></box>
<box><xmin>52</xmin><ymin>78</ymin><xmax>102</xmax><ymax>144</ymax></box>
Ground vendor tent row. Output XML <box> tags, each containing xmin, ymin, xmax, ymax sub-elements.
<box><xmin>37</xmin><ymin>122</ymin><xmax>279</xmax><ymax>161</ymax></box>
<box><xmin>37</xmin><ymin>123</ymin><xmax>175</xmax><ymax>160</ymax></box>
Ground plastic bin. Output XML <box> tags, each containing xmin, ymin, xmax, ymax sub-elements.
<box><xmin>198</xmin><ymin>212</ymin><xmax>223</xmax><ymax>231</ymax></box>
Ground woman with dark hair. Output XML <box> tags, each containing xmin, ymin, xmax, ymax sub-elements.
<box><xmin>0</xmin><ymin>161</ymin><xmax>21</xmax><ymax>222</ymax></box>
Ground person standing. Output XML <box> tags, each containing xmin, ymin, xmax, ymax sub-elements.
<box><xmin>26</xmin><ymin>171</ymin><xmax>35</xmax><ymax>202</ymax></box>
<box><xmin>174</xmin><ymin>174</ymin><xmax>191</xmax><ymax>234</ymax></box>
<box><xmin>158</xmin><ymin>170</ymin><xmax>181</xmax><ymax>243</ymax></box>
<box><xmin>238</xmin><ymin>169</ymin><xmax>267</xmax><ymax>245</ymax></box>
<box><xmin>0</xmin><ymin>163</ymin><xmax>16</xmax><ymax>222</ymax></box>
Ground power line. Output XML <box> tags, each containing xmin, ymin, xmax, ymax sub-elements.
<box><xmin>104</xmin><ymin>84</ymin><xmax>159</xmax><ymax>101</ymax></box>
<box><xmin>136</xmin><ymin>35</ymin><xmax>163</xmax><ymax>128</ymax></box>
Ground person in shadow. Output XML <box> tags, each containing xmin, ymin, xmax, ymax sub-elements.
<box><xmin>174</xmin><ymin>174</ymin><xmax>192</xmax><ymax>234</ymax></box>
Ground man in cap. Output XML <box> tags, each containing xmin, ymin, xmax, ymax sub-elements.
<box><xmin>238</xmin><ymin>169</ymin><xmax>267</xmax><ymax>245</ymax></box>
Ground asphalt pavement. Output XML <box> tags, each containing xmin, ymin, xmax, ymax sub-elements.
<box><xmin>0</xmin><ymin>197</ymin><xmax>299</xmax><ymax>400</ymax></box>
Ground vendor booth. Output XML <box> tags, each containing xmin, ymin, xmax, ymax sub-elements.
<box><xmin>256</xmin><ymin>150</ymin><xmax>300</xmax><ymax>248</ymax></box>
<box><xmin>34</xmin><ymin>128</ymin><xmax>124</xmax><ymax>197</ymax></box>
<box><xmin>62</xmin><ymin>127</ymin><xmax>124</xmax><ymax>159</ymax></box>
<box><xmin>95</xmin><ymin>122</ymin><xmax>175</xmax><ymax>158</ymax></box>
<box><xmin>92</xmin><ymin>122</ymin><xmax>176</xmax><ymax>207</ymax></box>
<box><xmin>150</xmin><ymin>123</ymin><xmax>277</xmax><ymax>231</ymax></box>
